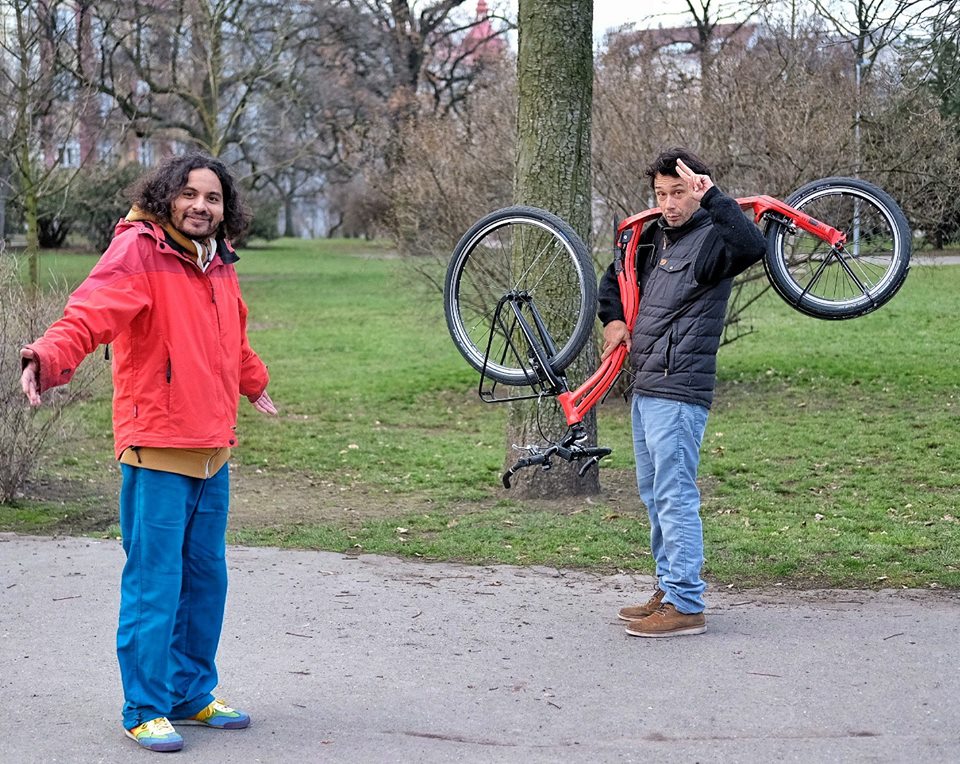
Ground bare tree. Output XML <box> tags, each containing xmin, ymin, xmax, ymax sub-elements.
<box><xmin>237</xmin><ymin>9</ymin><xmax>373</xmax><ymax>238</ymax></box>
<box><xmin>330</xmin><ymin>0</ymin><xmax>511</xmax><ymax>121</ymax></box>
<box><xmin>808</xmin><ymin>0</ymin><xmax>945</xmax><ymax>176</ymax></box>
<box><xmin>68</xmin><ymin>0</ymin><xmax>321</xmax><ymax>156</ymax></box>
<box><xmin>810</xmin><ymin>0</ymin><xmax>944</xmax><ymax>77</ymax></box>
<box><xmin>0</xmin><ymin>0</ymin><xmax>105</xmax><ymax>284</ymax></box>
<box><xmin>323</xmin><ymin>1</ymin><xmax>513</xmax><ymax>235</ymax></box>
<box><xmin>388</xmin><ymin>56</ymin><xmax>516</xmax><ymax>262</ymax></box>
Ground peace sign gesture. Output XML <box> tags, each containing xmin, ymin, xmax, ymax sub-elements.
<box><xmin>676</xmin><ymin>158</ymin><xmax>714</xmax><ymax>202</ymax></box>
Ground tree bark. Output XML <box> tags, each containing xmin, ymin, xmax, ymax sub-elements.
<box><xmin>508</xmin><ymin>0</ymin><xmax>597</xmax><ymax>498</ymax></box>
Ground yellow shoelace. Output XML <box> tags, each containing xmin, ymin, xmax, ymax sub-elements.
<box><xmin>134</xmin><ymin>717</ymin><xmax>176</xmax><ymax>737</ymax></box>
<box><xmin>196</xmin><ymin>699</ymin><xmax>234</xmax><ymax>720</ymax></box>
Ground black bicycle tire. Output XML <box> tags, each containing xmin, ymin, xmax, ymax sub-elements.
<box><xmin>763</xmin><ymin>177</ymin><xmax>912</xmax><ymax>319</ymax></box>
<box><xmin>443</xmin><ymin>205</ymin><xmax>597</xmax><ymax>386</ymax></box>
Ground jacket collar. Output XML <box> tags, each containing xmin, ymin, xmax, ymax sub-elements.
<box><xmin>124</xmin><ymin>206</ymin><xmax>239</xmax><ymax>264</ymax></box>
<box><xmin>657</xmin><ymin>208</ymin><xmax>711</xmax><ymax>243</ymax></box>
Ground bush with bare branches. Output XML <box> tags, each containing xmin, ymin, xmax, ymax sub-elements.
<box><xmin>0</xmin><ymin>252</ymin><xmax>106</xmax><ymax>504</ymax></box>
<box><xmin>385</xmin><ymin>59</ymin><xmax>517</xmax><ymax>265</ymax></box>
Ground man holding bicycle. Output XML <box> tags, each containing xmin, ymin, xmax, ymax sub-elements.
<box><xmin>598</xmin><ymin>147</ymin><xmax>766</xmax><ymax>638</ymax></box>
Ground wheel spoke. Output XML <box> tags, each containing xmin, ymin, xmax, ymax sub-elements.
<box><xmin>831</xmin><ymin>248</ymin><xmax>872</xmax><ymax>300</ymax></box>
<box><xmin>796</xmin><ymin>248</ymin><xmax>834</xmax><ymax>302</ymax></box>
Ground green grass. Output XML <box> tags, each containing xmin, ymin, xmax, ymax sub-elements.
<box><xmin>4</xmin><ymin>241</ymin><xmax>960</xmax><ymax>589</ymax></box>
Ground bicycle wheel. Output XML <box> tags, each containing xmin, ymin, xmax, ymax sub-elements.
<box><xmin>444</xmin><ymin>206</ymin><xmax>597</xmax><ymax>386</ymax></box>
<box><xmin>764</xmin><ymin>177</ymin><xmax>912</xmax><ymax>319</ymax></box>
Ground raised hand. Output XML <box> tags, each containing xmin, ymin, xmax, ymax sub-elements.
<box><xmin>676</xmin><ymin>158</ymin><xmax>714</xmax><ymax>202</ymax></box>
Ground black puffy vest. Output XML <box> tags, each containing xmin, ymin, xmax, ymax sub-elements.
<box><xmin>630</xmin><ymin>210</ymin><xmax>732</xmax><ymax>409</ymax></box>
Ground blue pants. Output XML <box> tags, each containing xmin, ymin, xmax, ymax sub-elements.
<box><xmin>631</xmin><ymin>395</ymin><xmax>709</xmax><ymax>614</ymax></box>
<box><xmin>117</xmin><ymin>464</ymin><xmax>230</xmax><ymax>729</ymax></box>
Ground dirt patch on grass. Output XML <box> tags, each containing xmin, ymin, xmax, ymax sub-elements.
<box><xmin>228</xmin><ymin>470</ymin><xmax>435</xmax><ymax>528</ymax></box>
<box><xmin>228</xmin><ymin>466</ymin><xmax>640</xmax><ymax>529</ymax></box>
<box><xmin>16</xmin><ymin>474</ymin><xmax>120</xmax><ymax>534</ymax></box>
<box><xmin>16</xmin><ymin>464</ymin><xmax>642</xmax><ymax>536</ymax></box>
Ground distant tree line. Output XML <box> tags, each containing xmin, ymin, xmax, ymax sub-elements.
<box><xmin>0</xmin><ymin>0</ymin><xmax>508</xmax><ymax>256</ymax></box>
<box><xmin>2</xmin><ymin>0</ymin><xmax>958</xmax><ymax>261</ymax></box>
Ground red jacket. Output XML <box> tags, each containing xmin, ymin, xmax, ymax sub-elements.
<box><xmin>26</xmin><ymin>218</ymin><xmax>270</xmax><ymax>458</ymax></box>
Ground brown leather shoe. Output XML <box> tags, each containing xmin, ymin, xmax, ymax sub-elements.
<box><xmin>624</xmin><ymin>603</ymin><xmax>706</xmax><ymax>638</ymax></box>
<box><xmin>617</xmin><ymin>589</ymin><xmax>665</xmax><ymax>621</ymax></box>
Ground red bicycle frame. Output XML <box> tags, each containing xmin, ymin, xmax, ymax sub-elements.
<box><xmin>555</xmin><ymin>196</ymin><xmax>846</xmax><ymax>426</ymax></box>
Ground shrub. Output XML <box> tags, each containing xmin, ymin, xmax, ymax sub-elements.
<box><xmin>0</xmin><ymin>250</ymin><xmax>106</xmax><ymax>503</ymax></box>
<box><xmin>36</xmin><ymin>186</ymin><xmax>73</xmax><ymax>248</ymax></box>
<box><xmin>71</xmin><ymin>163</ymin><xmax>145</xmax><ymax>251</ymax></box>
<box><xmin>235</xmin><ymin>190</ymin><xmax>281</xmax><ymax>246</ymax></box>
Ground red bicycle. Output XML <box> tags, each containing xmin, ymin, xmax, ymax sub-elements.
<box><xmin>443</xmin><ymin>177</ymin><xmax>912</xmax><ymax>486</ymax></box>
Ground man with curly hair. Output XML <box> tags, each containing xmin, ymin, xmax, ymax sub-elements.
<box><xmin>20</xmin><ymin>152</ymin><xmax>277</xmax><ymax>752</ymax></box>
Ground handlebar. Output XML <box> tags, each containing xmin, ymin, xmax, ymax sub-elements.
<box><xmin>502</xmin><ymin>441</ymin><xmax>613</xmax><ymax>489</ymax></box>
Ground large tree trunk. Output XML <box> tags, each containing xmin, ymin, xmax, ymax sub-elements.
<box><xmin>508</xmin><ymin>0</ymin><xmax>597</xmax><ymax>498</ymax></box>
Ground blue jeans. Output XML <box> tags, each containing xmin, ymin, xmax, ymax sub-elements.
<box><xmin>631</xmin><ymin>395</ymin><xmax>709</xmax><ymax>614</ymax></box>
<box><xmin>117</xmin><ymin>464</ymin><xmax>230</xmax><ymax>729</ymax></box>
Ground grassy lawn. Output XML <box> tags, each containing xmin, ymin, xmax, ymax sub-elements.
<box><xmin>4</xmin><ymin>240</ymin><xmax>959</xmax><ymax>590</ymax></box>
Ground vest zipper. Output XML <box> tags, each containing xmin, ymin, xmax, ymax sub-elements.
<box><xmin>664</xmin><ymin>326</ymin><xmax>676</xmax><ymax>376</ymax></box>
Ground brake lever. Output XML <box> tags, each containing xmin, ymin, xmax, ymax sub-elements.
<box><xmin>502</xmin><ymin>452</ymin><xmax>552</xmax><ymax>488</ymax></box>
<box><xmin>576</xmin><ymin>446</ymin><xmax>612</xmax><ymax>476</ymax></box>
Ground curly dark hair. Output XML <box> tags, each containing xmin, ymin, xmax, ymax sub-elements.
<box><xmin>644</xmin><ymin>147</ymin><xmax>712</xmax><ymax>190</ymax></box>
<box><xmin>129</xmin><ymin>152</ymin><xmax>251</xmax><ymax>240</ymax></box>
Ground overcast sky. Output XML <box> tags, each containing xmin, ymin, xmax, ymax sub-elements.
<box><xmin>488</xmin><ymin>1</ymin><xmax>700</xmax><ymax>44</ymax></box>
<box><xmin>591</xmin><ymin>1</ymin><xmax>693</xmax><ymax>39</ymax></box>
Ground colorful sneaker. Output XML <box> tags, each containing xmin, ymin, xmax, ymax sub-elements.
<box><xmin>625</xmin><ymin>603</ymin><xmax>706</xmax><ymax>638</ymax></box>
<box><xmin>617</xmin><ymin>588</ymin><xmax>665</xmax><ymax>621</ymax></box>
<box><xmin>124</xmin><ymin>717</ymin><xmax>184</xmax><ymax>752</ymax></box>
<box><xmin>174</xmin><ymin>699</ymin><xmax>250</xmax><ymax>729</ymax></box>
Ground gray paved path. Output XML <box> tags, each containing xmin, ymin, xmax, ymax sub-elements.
<box><xmin>2</xmin><ymin>533</ymin><xmax>959</xmax><ymax>763</ymax></box>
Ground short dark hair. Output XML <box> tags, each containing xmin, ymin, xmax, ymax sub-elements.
<box><xmin>129</xmin><ymin>152</ymin><xmax>251</xmax><ymax>240</ymax></box>
<box><xmin>644</xmin><ymin>147</ymin><xmax>712</xmax><ymax>189</ymax></box>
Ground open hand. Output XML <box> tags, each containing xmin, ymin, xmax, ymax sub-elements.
<box><xmin>252</xmin><ymin>389</ymin><xmax>278</xmax><ymax>415</ymax></box>
<box><xmin>20</xmin><ymin>350</ymin><xmax>42</xmax><ymax>407</ymax></box>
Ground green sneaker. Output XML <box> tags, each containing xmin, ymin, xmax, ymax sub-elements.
<box><xmin>174</xmin><ymin>698</ymin><xmax>250</xmax><ymax>729</ymax></box>
<box><xmin>124</xmin><ymin>717</ymin><xmax>184</xmax><ymax>752</ymax></box>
